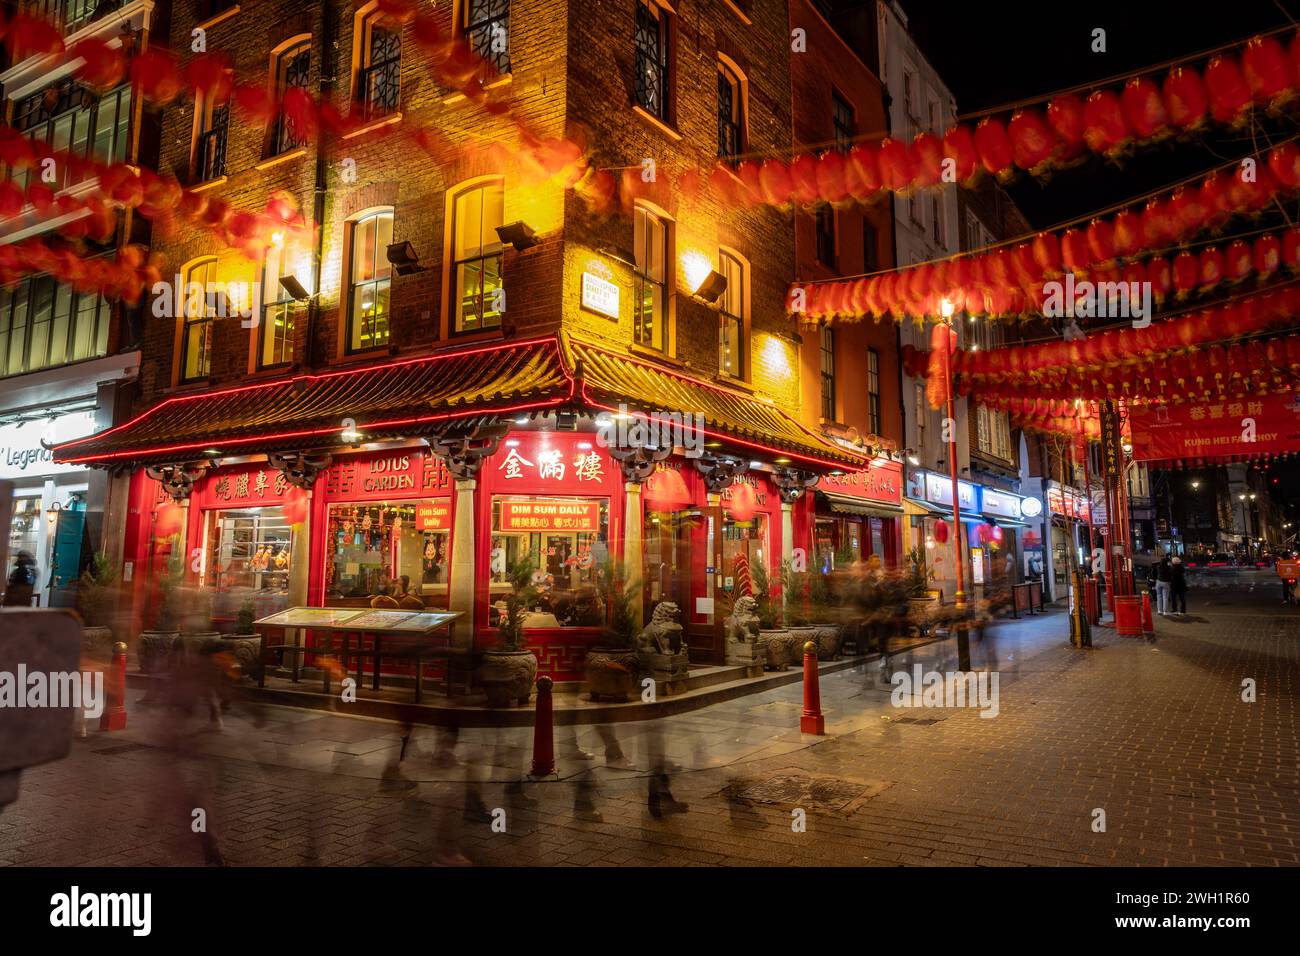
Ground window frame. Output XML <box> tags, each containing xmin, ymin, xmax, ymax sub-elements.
<box><xmin>717</xmin><ymin>247</ymin><xmax>747</xmax><ymax>380</ymax></box>
<box><xmin>832</xmin><ymin>90</ymin><xmax>855</xmax><ymax>153</ymax></box>
<box><xmin>867</xmin><ymin>347</ymin><xmax>881</xmax><ymax>436</ymax></box>
<box><xmin>178</xmin><ymin>257</ymin><xmax>218</xmax><ymax>385</ymax></box>
<box><xmin>448</xmin><ymin>178</ymin><xmax>506</xmax><ymax>336</ymax></box>
<box><xmin>357</xmin><ymin>9</ymin><xmax>401</xmax><ymax>119</ymax></box>
<box><xmin>257</xmin><ymin>242</ymin><xmax>297</xmax><ymax>370</ymax></box>
<box><xmin>815</xmin><ymin>205</ymin><xmax>836</xmax><ymax>267</ymax></box>
<box><xmin>463</xmin><ymin>0</ymin><xmax>511</xmax><ymax>79</ymax></box>
<box><xmin>716</xmin><ymin>56</ymin><xmax>746</xmax><ymax>165</ymax></box>
<box><xmin>633</xmin><ymin>202</ymin><xmax>672</xmax><ymax>354</ymax></box>
<box><xmin>269</xmin><ymin>37</ymin><xmax>312</xmax><ymax>157</ymax></box>
<box><xmin>346</xmin><ymin>208</ymin><xmax>395</xmax><ymax>354</ymax></box>
<box><xmin>819</xmin><ymin>325</ymin><xmax>835</xmax><ymax>422</ymax></box>
<box><xmin>635</xmin><ymin>0</ymin><xmax>672</xmax><ymax>123</ymax></box>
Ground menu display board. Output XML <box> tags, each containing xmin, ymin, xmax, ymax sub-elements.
<box><xmin>255</xmin><ymin>607</ymin><xmax>462</xmax><ymax>632</ymax></box>
<box><xmin>255</xmin><ymin>608</ymin><xmax>365</xmax><ymax>628</ymax></box>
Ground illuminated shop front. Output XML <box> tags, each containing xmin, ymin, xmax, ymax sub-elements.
<box><xmin>55</xmin><ymin>335</ymin><xmax>862</xmax><ymax>679</ymax></box>
<box><xmin>904</xmin><ymin>469</ymin><xmax>981</xmax><ymax>603</ymax></box>
<box><xmin>812</xmin><ymin>458</ymin><xmax>903</xmax><ymax>570</ymax></box>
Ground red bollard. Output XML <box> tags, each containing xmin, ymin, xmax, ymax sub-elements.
<box><xmin>530</xmin><ymin>675</ymin><xmax>555</xmax><ymax>776</ymax></box>
<box><xmin>799</xmin><ymin>641</ymin><xmax>825</xmax><ymax>736</ymax></box>
<box><xmin>1141</xmin><ymin>592</ymin><xmax>1155</xmax><ymax>636</ymax></box>
<box><xmin>99</xmin><ymin>641</ymin><xmax>128</xmax><ymax>732</ymax></box>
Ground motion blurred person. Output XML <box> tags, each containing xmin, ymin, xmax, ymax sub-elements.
<box><xmin>1170</xmin><ymin>556</ymin><xmax>1187</xmax><ymax>615</ymax></box>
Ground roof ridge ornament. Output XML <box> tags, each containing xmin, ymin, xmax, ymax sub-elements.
<box><xmin>693</xmin><ymin>454</ymin><xmax>748</xmax><ymax>496</ymax></box>
<box><xmin>771</xmin><ymin>467</ymin><xmax>820</xmax><ymax>504</ymax></box>
<box><xmin>145</xmin><ymin>461</ymin><xmax>211</xmax><ymax>501</ymax></box>
<box><xmin>267</xmin><ymin>451</ymin><xmax>333</xmax><ymax>490</ymax></box>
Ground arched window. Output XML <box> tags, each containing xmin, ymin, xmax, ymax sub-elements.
<box><xmin>180</xmin><ymin>258</ymin><xmax>218</xmax><ymax>383</ymax></box>
<box><xmin>347</xmin><ymin>209</ymin><xmax>394</xmax><ymax>352</ymax></box>
<box><xmin>717</xmin><ymin>59</ymin><xmax>745</xmax><ymax>164</ymax></box>
<box><xmin>464</xmin><ymin>0</ymin><xmax>510</xmax><ymax>77</ymax></box>
<box><xmin>259</xmin><ymin>240</ymin><xmax>297</xmax><ymax>368</ymax></box>
<box><xmin>718</xmin><ymin>249</ymin><xmax>746</xmax><ymax>379</ymax></box>
<box><xmin>450</xmin><ymin>180</ymin><xmax>504</xmax><ymax>333</ymax></box>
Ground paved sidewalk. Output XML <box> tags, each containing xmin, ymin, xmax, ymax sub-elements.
<box><xmin>1</xmin><ymin>596</ymin><xmax>1295</xmax><ymax>867</ymax></box>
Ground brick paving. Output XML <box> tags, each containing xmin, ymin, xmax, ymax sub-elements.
<box><xmin>1</xmin><ymin>589</ymin><xmax>1297</xmax><ymax>867</ymax></box>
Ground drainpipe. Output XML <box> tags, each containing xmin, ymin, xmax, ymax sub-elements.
<box><xmin>306</xmin><ymin>4</ymin><xmax>338</xmax><ymax>369</ymax></box>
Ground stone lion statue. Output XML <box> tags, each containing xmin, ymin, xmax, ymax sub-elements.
<box><xmin>639</xmin><ymin>602</ymin><xmax>684</xmax><ymax>654</ymax></box>
<box><xmin>725</xmin><ymin>596</ymin><xmax>761</xmax><ymax>645</ymax></box>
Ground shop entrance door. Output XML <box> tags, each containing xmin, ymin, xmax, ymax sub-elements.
<box><xmin>48</xmin><ymin>505</ymin><xmax>86</xmax><ymax>608</ymax></box>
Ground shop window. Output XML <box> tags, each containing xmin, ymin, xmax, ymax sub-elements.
<box><xmin>357</xmin><ymin>10</ymin><xmax>401</xmax><ymax>119</ymax></box>
<box><xmin>270</xmin><ymin>39</ymin><xmax>311</xmax><ymax>156</ymax></box>
<box><xmin>347</xmin><ymin>208</ymin><xmax>393</xmax><ymax>352</ymax></box>
<box><xmin>722</xmin><ymin>509</ymin><xmax>769</xmax><ymax>588</ymax></box>
<box><xmin>258</xmin><ymin>240</ymin><xmax>296</xmax><ymax>368</ymax></box>
<box><xmin>450</xmin><ymin>180</ymin><xmax>505</xmax><ymax>333</ymax></box>
<box><xmin>464</xmin><ymin>0</ymin><xmax>511</xmax><ymax>78</ymax></box>
<box><xmin>179</xmin><ymin>258</ymin><xmax>217</xmax><ymax>383</ymax></box>
<box><xmin>202</xmin><ymin>505</ymin><xmax>294</xmax><ymax>620</ymax></box>
<box><xmin>635</xmin><ymin>0</ymin><xmax>671</xmax><ymax>122</ymax></box>
<box><xmin>717</xmin><ymin>59</ymin><xmax>744</xmax><ymax>165</ymax></box>
<box><xmin>718</xmin><ymin>248</ymin><xmax>746</xmax><ymax>378</ymax></box>
<box><xmin>489</xmin><ymin>495</ymin><xmax>609</xmax><ymax>628</ymax></box>
<box><xmin>324</xmin><ymin>501</ymin><xmax>450</xmax><ymax>605</ymax></box>
<box><xmin>633</xmin><ymin>203</ymin><xmax>670</xmax><ymax>352</ymax></box>
<box><xmin>7</xmin><ymin>496</ymin><xmax>41</xmax><ymax>586</ymax></box>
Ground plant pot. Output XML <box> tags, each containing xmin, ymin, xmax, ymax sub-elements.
<box><xmin>479</xmin><ymin>649</ymin><xmax>538</xmax><ymax>707</ymax></box>
<box><xmin>813</xmin><ymin>624</ymin><xmax>843</xmax><ymax>661</ymax></box>
<box><xmin>137</xmin><ymin>630</ymin><xmax>180</xmax><ymax>674</ymax></box>
<box><xmin>179</xmin><ymin>631</ymin><xmax>223</xmax><ymax>659</ymax></box>
<box><xmin>585</xmin><ymin>647</ymin><xmax>639</xmax><ymax>702</ymax></box>
<box><xmin>222</xmin><ymin>634</ymin><xmax>264</xmax><ymax>681</ymax></box>
<box><xmin>760</xmin><ymin>628</ymin><xmax>798</xmax><ymax>670</ymax></box>
<box><xmin>81</xmin><ymin>624</ymin><xmax>115</xmax><ymax>662</ymax></box>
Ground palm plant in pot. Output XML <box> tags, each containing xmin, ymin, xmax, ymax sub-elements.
<box><xmin>753</xmin><ymin>559</ymin><xmax>797</xmax><ymax>670</ymax></box>
<box><xmin>584</xmin><ymin>558</ymin><xmax>641</xmax><ymax>702</ymax></box>
<box><xmin>780</xmin><ymin>561</ymin><xmax>818</xmax><ymax>654</ymax></box>
<box><xmin>807</xmin><ymin>566</ymin><xmax>844</xmax><ymax>660</ymax></box>
<box><xmin>906</xmin><ymin>548</ymin><xmax>939</xmax><ymax>632</ymax></box>
<box><xmin>480</xmin><ymin>556</ymin><xmax>540</xmax><ymax>707</ymax></box>
<box><xmin>223</xmin><ymin>598</ymin><xmax>264</xmax><ymax>683</ymax></box>
<box><xmin>76</xmin><ymin>551</ymin><xmax>119</xmax><ymax>661</ymax></box>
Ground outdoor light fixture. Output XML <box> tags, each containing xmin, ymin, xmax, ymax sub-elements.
<box><xmin>1191</xmin><ymin>480</ymin><xmax>1201</xmax><ymax>490</ymax></box>
<box><xmin>691</xmin><ymin>269</ymin><xmax>728</xmax><ymax>304</ymax></box>
<box><xmin>279</xmin><ymin>274</ymin><xmax>310</xmax><ymax>301</ymax></box>
<box><xmin>939</xmin><ymin>297</ymin><xmax>955</xmax><ymax>318</ymax></box>
<box><xmin>556</xmin><ymin>409</ymin><xmax>578</xmax><ymax>431</ymax></box>
<box><xmin>905</xmin><ymin>448</ymin><xmax>921</xmax><ymax>466</ymax></box>
<box><xmin>496</xmin><ymin>220</ymin><xmax>539</xmax><ymax>251</ymax></box>
<box><xmin>46</xmin><ymin>501</ymin><xmax>62</xmax><ymax>522</ymax></box>
<box><xmin>385</xmin><ymin>241</ymin><xmax>424</xmax><ymax>276</ymax></box>
<box><xmin>341</xmin><ymin>424</ymin><xmax>362</xmax><ymax>444</ymax></box>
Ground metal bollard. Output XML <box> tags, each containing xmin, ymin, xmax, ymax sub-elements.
<box><xmin>1141</xmin><ymin>592</ymin><xmax>1155</xmax><ymax>637</ymax></box>
<box><xmin>799</xmin><ymin>641</ymin><xmax>825</xmax><ymax>736</ymax></box>
<box><xmin>99</xmin><ymin>642</ymin><xmax>128</xmax><ymax>732</ymax></box>
<box><xmin>530</xmin><ymin>675</ymin><xmax>555</xmax><ymax>777</ymax></box>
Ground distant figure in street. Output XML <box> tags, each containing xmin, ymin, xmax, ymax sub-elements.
<box><xmin>3</xmin><ymin>551</ymin><xmax>36</xmax><ymax>607</ymax></box>
<box><xmin>1155</xmin><ymin>555</ymin><xmax>1173</xmax><ymax>616</ymax></box>
<box><xmin>1170</xmin><ymin>556</ymin><xmax>1187</xmax><ymax>616</ymax></box>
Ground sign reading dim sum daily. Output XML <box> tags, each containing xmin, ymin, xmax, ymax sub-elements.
<box><xmin>416</xmin><ymin>501</ymin><xmax>451</xmax><ymax>531</ymax></box>
<box><xmin>499</xmin><ymin>499</ymin><xmax>601</xmax><ymax>532</ymax></box>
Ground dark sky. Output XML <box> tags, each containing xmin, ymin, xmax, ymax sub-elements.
<box><xmin>899</xmin><ymin>0</ymin><xmax>1300</xmax><ymax>229</ymax></box>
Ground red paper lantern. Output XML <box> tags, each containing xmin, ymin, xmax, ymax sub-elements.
<box><xmin>1007</xmin><ymin>109</ymin><xmax>1056</xmax><ymax>172</ymax></box>
<box><xmin>1163</xmin><ymin>66</ymin><xmax>1210</xmax><ymax>130</ymax></box>
<box><xmin>1253</xmin><ymin>233</ymin><xmax>1281</xmax><ymax>277</ymax></box>
<box><xmin>1031</xmin><ymin>231</ymin><xmax>1061</xmax><ymax>274</ymax></box>
<box><xmin>1204</xmin><ymin>54</ymin><xmax>1253</xmax><ymax>123</ymax></box>
<box><xmin>1121</xmin><ymin>76</ymin><xmax>1169</xmax><ymax>139</ymax></box>
<box><xmin>1083</xmin><ymin>89</ymin><xmax>1130</xmax><ymax>155</ymax></box>
<box><xmin>1147</xmin><ymin>256</ymin><xmax>1172</xmax><ymax>303</ymax></box>
<box><xmin>845</xmin><ymin>144</ymin><xmax>881</xmax><ymax>197</ymax></box>
<box><xmin>1242</xmin><ymin>35</ymin><xmax>1295</xmax><ymax>106</ymax></box>
<box><xmin>1060</xmin><ymin>228</ymin><xmax>1090</xmax><ymax>272</ymax></box>
<box><xmin>942</xmin><ymin>125</ymin><xmax>979</xmax><ymax>183</ymax></box>
<box><xmin>909</xmin><ymin>132</ymin><xmax>944</xmax><ymax>188</ymax></box>
<box><xmin>788</xmin><ymin>153</ymin><xmax>820</xmax><ymax>205</ymax></box>
<box><xmin>1285</xmin><ymin>228</ymin><xmax>1300</xmax><ymax>270</ymax></box>
<box><xmin>934</xmin><ymin>520</ymin><xmax>950</xmax><ymax>544</ymax></box>
<box><xmin>154</xmin><ymin>502</ymin><xmax>183</xmax><ymax>538</ymax></box>
<box><xmin>1045</xmin><ymin>94</ymin><xmax>1087</xmax><ymax>159</ymax></box>
<box><xmin>728</xmin><ymin>482</ymin><xmax>758</xmax><ymax>522</ymax></box>
<box><xmin>759</xmin><ymin>159</ymin><xmax>793</xmax><ymax>206</ymax></box>
<box><xmin>814</xmin><ymin>151</ymin><xmax>849</xmax><ymax>203</ymax></box>
<box><xmin>1198</xmin><ymin>246</ymin><xmax>1225</xmax><ymax>289</ymax></box>
<box><xmin>1086</xmin><ymin>218</ymin><xmax>1116</xmax><ymax>263</ymax></box>
<box><xmin>130</xmin><ymin>48</ymin><xmax>184</xmax><ymax>105</ymax></box>
<box><xmin>974</xmin><ymin>117</ymin><xmax>1015</xmax><ymax>178</ymax></box>
<box><xmin>877</xmin><ymin>137</ymin><xmax>913</xmax><ymax>192</ymax></box>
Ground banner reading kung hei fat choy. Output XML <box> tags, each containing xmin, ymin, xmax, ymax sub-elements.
<box><xmin>1130</xmin><ymin>394</ymin><xmax>1300</xmax><ymax>462</ymax></box>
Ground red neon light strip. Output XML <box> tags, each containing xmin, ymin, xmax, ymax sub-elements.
<box><xmin>56</xmin><ymin>335</ymin><xmax>566</xmax><ymax>454</ymax></box>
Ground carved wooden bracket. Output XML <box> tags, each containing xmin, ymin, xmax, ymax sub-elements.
<box><xmin>145</xmin><ymin>462</ymin><xmax>210</xmax><ymax>501</ymax></box>
<box><xmin>693</xmin><ymin>454</ymin><xmax>748</xmax><ymax>496</ymax></box>
<box><xmin>427</xmin><ymin>421</ymin><xmax>511</xmax><ymax>481</ymax></box>
<box><xmin>267</xmin><ymin>451</ymin><xmax>333</xmax><ymax>490</ymax></box>
<box><xmin>771</xmin><ymin>467</ymin><xmax>821</xmax><ymax>504</ymax></box>
<box><xmin>609</xmin><ymin>443</ymin><xmax>673</xmax><ymax>484</ymax></box>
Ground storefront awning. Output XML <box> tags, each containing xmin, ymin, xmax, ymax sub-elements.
<box><xmin>817</xmin><ymin>490</ymin><xmax>903</xmax><ymax>517</ymax></box>
<box><xmin>905</xmin><ymin>497</ymin><xmax>983</xmax><ymax>522</ymax></box>
<box><xmin>985</xmin><ymin>514</ymin><xmax>1032</xmax><ymax>528</ymax></box>
<box><xmin>568</xmin><ymin>336</ymin><xmax>866</xmax><ymax>471</ymax></box>
<box><xmin>53</xmin><ymin>336</ymin><xmax>575</xmax><ymax>467</ymax></box>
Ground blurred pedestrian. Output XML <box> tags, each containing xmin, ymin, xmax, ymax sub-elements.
<box><xmin>3</xmin><ymin>551</ymin><xmax>36</xmax><ymax>606</ymax></box>
<box><xmin>1155</xmin><ymin>555</ymin><xmax>1172</xmax><ymax>615</ymax></box>
<box><xmin>1170</xmin><ymin>556</ymin><xmax>1187</xmax><ymax>616</ymax></box>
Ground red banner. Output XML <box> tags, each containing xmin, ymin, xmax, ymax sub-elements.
<box><xmin>1131</xmin><ymin>395</ymin><xmax>1300</xmax><ymax>462</ymax></box>
<box><xmin>499</xmin><ymin>499</ymin><xmax>601</xmax><ymax>532</ymax></box>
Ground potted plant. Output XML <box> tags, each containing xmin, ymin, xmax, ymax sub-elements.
<box><xmin>76</xmin><ymin>551</ymin><xmax>119</xmax><ymax>661</ymax></box>
<box><xmin>905</xmin><ymin>548</ymin><xmax>939</xmax><ymax>629</ymax></box>
<box><xmin>781</xmin><ymin>562</ymin><xmax>819</xmax><ymax>651</ymax></box>
<box><xmin>138</xmin><ymin>551</ymin><xmax>184</xmax><ymax>675</ymax></box>
<box><xmin>753</xmin><ymin>560</ymin><xmax>797</xmax><ymax>670</ymax></box>
<box><xmin>222</xmin><ymin>598</ymin><xmax>264</xmax><ymax>683</ymax></box>
<box><xmin>479</xmin><ymin>556</ymin><xmax>540</xmax><ymax>707</ymax></box>
<box><xmin>584</xmin><ymin>558</ymin><xmax>641</xmax><ymax>702</ymax></box>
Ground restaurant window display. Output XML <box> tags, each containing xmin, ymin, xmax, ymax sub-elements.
<box><xmin>323</xmin><ymin>499</ymin><xmax>451</xmax><ymax>606</ymax></box>
<box><xmin>488</xmin><ymin>495</ymin><xmax>610</xmax><ymax>628</ymax></box>
<box><xmin>202</xmin><ymin>505</ymin><xmax>294</xmax><ymax>619</ymax></box>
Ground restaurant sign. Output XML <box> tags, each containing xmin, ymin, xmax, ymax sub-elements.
<box><xmin>1046</xmin><ymin>483</ymin><xmax>1091</xmax><ymax>521</ymax></box>
<box><xmin>325</xmin><ymin>451</ymin><xmax>451</xmax><ymax>500</ymax></box>
<box><xmin>921</xmin><ymin>472</ymin><xmax>978</xmax><ymax>512</ymax></box>
<box><xmin>981</xmin><ymin>489</ymin><xmax>1023</xmax><ymax>520</ymax></box>
<box><xmin>816</xmin><ymin>459</ymin><xmax>902</xmax><ymax>504</ymax></box>
<box><xmin>416</xmin><ymin>501</ymin><xmax>451</xmax><ymax>531</ymax></box>
<box><xmin>499</xmin><ymin>499</ymin><xmax>601</xmax><ymax>532</ymax></box>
